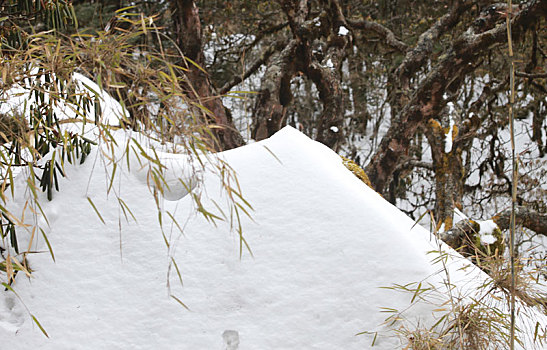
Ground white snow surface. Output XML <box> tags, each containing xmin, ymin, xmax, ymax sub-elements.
<box><xmin>480</xmin><ymin>234</ymin><xmax>497</xmax><ymax>245</ymax></box>
<box><xmin>338</xmin><ymin>26</ymin><xmax>349</xmax><ymax>36</ymax></box>
<box><xmin>444</xmin><ymin>118</ymin><xmax>455</xmax><ymax>153</ymax></box>
<box><xmin>453</xmin><ymin>207</ymin><xmax>468</xmax><ymax>224</ymax></box>
<box><xmin>0</xmin><ymin>126</ymin><xmax>545</xmax><ymax>349</ymax></box>
<box><xmin>478</xmin><ymin>219</ymin><xmax>499</xmax><ymax>236</ymax></box>
<box><xmin>478</xmin><ymin>219</ymin><xmax>500</xmax><ymax>245</ymax></box>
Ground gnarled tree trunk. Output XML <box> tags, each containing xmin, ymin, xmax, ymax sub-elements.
<box><xmin>252</xmin><ymin>0</ymin><xmax>350</xmax><ymax>150</ymax></box>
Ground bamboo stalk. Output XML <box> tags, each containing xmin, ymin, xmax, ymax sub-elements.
<box><xmin>505</xmin><ymin>1</ymin><xmax>516</xmax><ymax>349</ymax></box>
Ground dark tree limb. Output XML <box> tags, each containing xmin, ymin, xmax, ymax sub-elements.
<box><xmin>249</xmin><ymin>0</ymin><xmax>311</xmax><ymax>141</ymax></box>
<box><xmin>305</xmin><ymin>55</ymin><xmax>346</xmax><ymax>149</ymax></box>
<box><xmin>442</xmin><ymin>206</ymin><xmax>547</xmax><ymax>256</ymax></box>
<box><xmin>385</xmin><ymin>0</ymin><xmax>473</xmax><ymax>144</ymax></box>
<box><xmin>493</xmin><ymin>206</ymin><xmax>547</xmax><ymax>236</ymax></box>
<box><xmin>251</xmin><ymin>0</ymin><xmax>313</xmax><ymax>141</ymax></box>
<box><xmin>347</xmin><ymin>19</ymin><xmax>408</xmax><ymax>53</ymax></box>
<box><xmin>245</xmin><ymin>22</ymin><xmax>289</xmax><ymax>52</ymax></box>
<box><xmin>252</xmin><ymin>0</ymin><xmax>350</xmax><ymax>149</ymax></box>
<box><xmin>515</xmin><ymin>71</ymin><xmax>547</xmax><ymax>78</ymax></box>
<box><xmin>279</xmin><ymin>0</ymin><xmax>310</xmax><ymax>36</ymax></box>
<box><xmin>395</xmin><ymin>159</ymin><xmax>434</xmax><ymax>172</ymax></box>
<box><xmin>219</xmin><ymin>39</ymin><xmax>288</xmax><ymax>95</ymax></box>
<box><xmin>394</xmin><ymin>0</ymin><xmax>473</xmax><ymax>87</ymax></box>
<box><xmin>171</xmin><ymin>0</ymin><xmax>203</xmax><ymax>63</ymax></box>
<box><xmin>425</xmin><ymin>118</ymin><xmax>464</xmax><ymax>230</ymax></box>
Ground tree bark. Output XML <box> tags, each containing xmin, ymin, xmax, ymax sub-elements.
<box><xmin>252</xmin><ymin>0</ymin><xmax>350</xmax><ymax>150</ymax></box>
<box><xmin>347</xmin><ymin>19</ymin><xmax>407</xmax><ymax>53</ymax></box>
<box><xmin>425</xmin><ymin>119</ymin><xmax>464</xmax><ymax>230</ymax></box>
<box><xmin>493</xmin><ymin>206</ymin><xmax>547</xmax><ymax>236</ymax></box>
<box><xmin>305</xmin><ymin>0</ymin><xmax>350</xmax><ymax>150</ymax></box>
<box><xmin>170</xmin><ymin>0</ymin><xmax>244</xmax><ymax>151</ymax></box>
<box><xmin>251</xmin><ymin>40</ymin><xmax>299</xmax><ymax>140</ymax></box>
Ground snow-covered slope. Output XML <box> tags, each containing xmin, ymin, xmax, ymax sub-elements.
<box><xmin>0</xmin><ymin>126</ymin><xmax>544</xmax><ymax>349</ymax></box>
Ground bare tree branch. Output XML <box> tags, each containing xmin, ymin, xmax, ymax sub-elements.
<box><xmin>395</xmin><ymin>159</ymin><xmax>434</xmax><ymax>172</ymax></box>
<box><xmin>494</xmin><ymin>206</ymin><xmax>547</xmax><ymax>236</ymax></box>
<box><xmin>347</xmin><ymin>19</ymin><xmax>408</xmax><ymax>53</ymax></box>
<box><xmin>245</xmin><ymin>22</ymin><xmax>289</xmax><ymax>51</ymax></box>
<box><xmin>305</xmin><ymin>0</ymin><xmax>350</xmax><ymax>150</ymax></box>
<box><xmin>394</xmin><ymin>0</ymin><xmax>473</xmax><ymax>89</ymax></box>
<box><xmin>515</xmin><ymin>71</ymin><xmax>547</xmax><ymax>78</ymax></box>
<box><xmin>219</xmin><ymin>39</ymin><xmax>288</xmax><ymax>95</ymax></box>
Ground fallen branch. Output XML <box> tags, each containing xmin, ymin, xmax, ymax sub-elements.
<box><xmin>493</xmin><ymin>206</ymin><xmax>547</xmax><ymax>236</ymax></box>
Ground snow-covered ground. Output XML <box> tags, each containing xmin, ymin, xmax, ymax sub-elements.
<box><xmin>0</xmin><ymin>123</ymin><xmax>545</xmax><ymax>349</ymax></box>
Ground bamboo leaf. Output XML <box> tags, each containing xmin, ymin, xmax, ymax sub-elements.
<box><xmin>40</xmin><ymin>228</ymin><xmax>55</xmax><ymax>262</ymax></box>
<box><xmin>31</xmin><ymin>314</ymin><xmax>49</xmax><ymax>338</ymax></box>
<box><xmin>262</xmin><ymin>145</ymin><xmax>283</xmax><ymax>165</ymax></box>
<box><xmin>170</xmin><ymin>257</ymin><xmax>183</xmax><ymax>287</ymax></box>
<box><xmin>87</xmin><ymin>197</ymin><xmax>106</xmax><ymax>224</ymax></box>
<box><xmin>170</xmin><ymin>295</ymin><xmax>190</xmax><ymax>311</ymax></box>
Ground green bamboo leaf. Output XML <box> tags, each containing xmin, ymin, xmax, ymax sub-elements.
<box><xmin>31</xmin><ymin>314</ymin><xmax>49</xmax><ymax>338</ymax></box>
<box><xmin>40</xmin><ymin>228</ymin><xmax>55</xmax><ymax>262</ymax></box>
<box><xmin>235</xmin><ymin>202</ymin><xmax>254</xmax><ymax>221</ymax></box>
<box><xmin>1</xmin><ymin>282</ymin><xmax>15</xmax><ymax>293</ymax></box>
<box><xmin>118</xmin><ymin>198</ymin><xmax>137</xmax><ymax>223</ymax></box>
<box><xmin>115</xmin><ymin>5</ymin><xmax>138</xmax><ymax>14</ymax></box>
<box><xmin>87</xmin><ymin>197</ymin><xmax>105</xmax><ymax>224</ymax></box>
<box><xmin>170</xmin><ymin>295</ymin><xmax>190</xmax><ymax>311</ymax></box>
<box><xmin>371</xmin><ymin>332</ymin><xmax>378</xmax><ymax>346</ymax></box>
<box><xmin>70</xmin><ymin>4</ymin><xmax>78</xmax><ymax>28</ymax></box>
<box><xmin>410</xmin><ymin>282</ymin><xmax>422</xmax><ymax>304</ymax></box>
<box><xmin>160</xmin><ymin>228</ymin><xmax>169</xmax><ymax>248</ymax></box>
<box><xmin>183</xmin><ymin>56</ymin><xmax>207</xmax><ymax>74</ymax></box>
<box><xmin>430</xmin><ymin>312</ymin><xmax>448</xmax><ymax>331</ymax></box>
<box><xmin>166</xmin><ymin>211</ymin><xmax>183</xmax><ymax>235</ymax></box>
<box><xmin>107</xmin><ymin>163</ymin><xmax>117</xmax><ymax>195</ymax></box>
<box><xmin>170</xmin><ymin>257</ymin><xmax>183</xmax><ymax>287</ymax></box>
<box><xmin>411</xmin><ymin>210</ymin><xmax>429</xmax><ymax>231</ymax></box>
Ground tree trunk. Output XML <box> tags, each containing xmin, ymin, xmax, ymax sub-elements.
<box><xmin>425</xmin><ymin>118</ymin><xmax>464</xmax><ymax>230</ymax></box>
<box><xmin>170</xmin><ymin>0</ymin><xmax>244</xmax><ymax>151</ymax></box>
<box><xmin>251</xmin><ymin>40</ymin><xmax>298</xmax><ymax>140</ymax></box>
<box><xmin>252</xmin><ymin>0</ymin><xmax>349</xmax><ymax>150</ymax></box>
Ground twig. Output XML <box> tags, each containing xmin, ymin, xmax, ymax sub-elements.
<box><xmin>515</xmin><ymin>71</ymin><xmax>547</xmax><ymax>79</ymax></box>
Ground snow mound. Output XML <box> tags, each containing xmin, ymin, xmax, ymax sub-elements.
<box><xmin>0</xmin><ymin>126</ymin><xmax>544</xmax><ymax>349</ymax></box>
